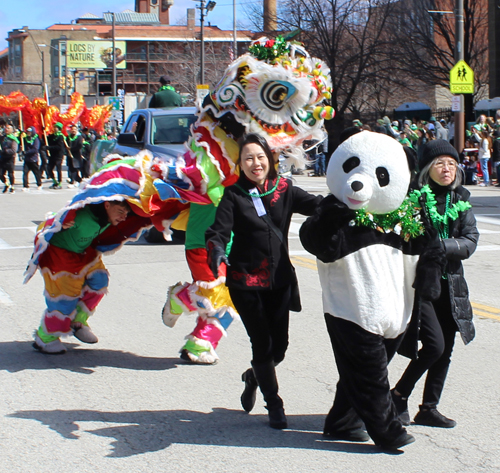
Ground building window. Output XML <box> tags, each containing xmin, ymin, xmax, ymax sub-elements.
<box><xmin>54</xmin><ymin>66</ymin><xmax>59</xmax><ymax>78</ymax></box>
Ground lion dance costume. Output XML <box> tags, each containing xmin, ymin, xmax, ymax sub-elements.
<box><xmin>159</xmin><ymin>36</ymin><xmax>335</xmax><ymax>363</ymax></box>
<box><xmin>23</xmin><ymin>36</ymin><xmax>335</xmax><ymax>361</ymax></box>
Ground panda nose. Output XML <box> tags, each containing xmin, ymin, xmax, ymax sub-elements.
<box><xmin>351</xmin><ymin>181</ymin><xmax>363</xmax><ymax>192</ymax></box>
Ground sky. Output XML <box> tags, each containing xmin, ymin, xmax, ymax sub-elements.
<box><xmin>0</xmin><ymin>0</ymin><xmax>256</xmax><ymax>51</ymax></box>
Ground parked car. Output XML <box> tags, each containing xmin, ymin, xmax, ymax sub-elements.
<box><xmin>90</xmin><ymin>107</ymin><xmax>197</xmax><ymax>242</ymax></box>
<box><xmin>90</xmin><ymin>107</ymin><xmax>197</xmax><ymax>173</ymax></box>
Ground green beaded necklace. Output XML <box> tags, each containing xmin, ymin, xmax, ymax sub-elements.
<box><xmin>413</xmin><ymin>185</ymin><xmax>472</xmax><ymax>239</ymax></box>
<box><xmin>235</xmin><ymin>176</ymin><xmax>281</xmax><ymax>198</ymax></box>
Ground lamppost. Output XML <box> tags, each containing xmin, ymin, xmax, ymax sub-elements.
<box><xmin>195</xmin><ymin>0</ymin><xmax>216</xmax><ymax>84</ymax></box>
<box><xmin>428</xmin><ymin>0</ymin><xmax>465</xmax><ymax>155</ymax></box>
<box><xmin>112</xmin><ymin>12</ymin><xmax>116</xmax><ymax>97</ymax></box>
<box><xmin>18</xmin><ymin>29</ymin><xmax>45</xmax><ymax>95</ymax></box>
<box><xmin>39</xmin><ymin>42</ymin><xmax>69</xmax><ymax>103</ymax></box>
<box><xmin>233</xmin><ymin>0</ymin><xmax>237</xmax><ymax>59</ymax></box>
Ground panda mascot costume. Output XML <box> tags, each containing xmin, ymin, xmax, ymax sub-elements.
<box><xmin>300</xmin><ymin>128</ymin><xmax>445</xmax><ymax>450</ymax></box>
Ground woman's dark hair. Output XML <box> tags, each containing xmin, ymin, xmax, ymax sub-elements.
<box><xmin>237</xmin><ymin>133</ymin><xmax>278</xmax><ymax>180</ymax></box>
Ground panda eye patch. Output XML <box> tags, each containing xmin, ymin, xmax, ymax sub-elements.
<box><xmin>343</xmin><ymin>156</ymin><xmax>360</xmax><ymax>173</ymax></box>
<box><xmin>376</xmin><ymin>167</ymin><xmax>390</xmax><ymax>187</ymax></box>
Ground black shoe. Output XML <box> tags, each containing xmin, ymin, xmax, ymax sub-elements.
<box><xmin>413</xmin><ymin>408</ymin><xmax>456</xmax><ymax>428</ymax></box>
<box><xmin>378</xmin><ymin>432</ymin><xmax>415</xmax><ymax>451</ymax></box>
<box><xmin>241</xmin><ymin>368</ymin><xmax>258</xmax><ymax>413</ymax></box>
<box><xmin>391</xmin><ymin>389</ymin><xmax>410</xmax><ymax>426</ymax></box>
<box><xmin>2</xmin><ymin>185</ymin><xmax>8</xmax><ymax>193</ymax></box>
<box><xmin>323</xmin><ymin>428</ymin><xmax>370</xmax><ymax>442</ymax></box>
<box><xmin>267</xmin><ymin>404</ymin><xmax>287</xmax><ymax>430</ymax></box>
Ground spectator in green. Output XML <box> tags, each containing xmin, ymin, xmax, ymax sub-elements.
<box><xmin>149</xmin><ymin>75</ymin><xmax>183</xmax><ymax>108</ymax></box>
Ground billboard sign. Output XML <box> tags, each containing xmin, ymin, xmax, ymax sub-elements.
<box><xmin>66</xmin><ymin>41</ymin><xmax>127</xmax><ymax>69</ymax></box>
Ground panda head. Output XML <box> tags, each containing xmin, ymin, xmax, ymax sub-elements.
<box><xmin>326</xmin><ymin>129</ymin><xmax>414</xmax><ymax>214</ymax></box>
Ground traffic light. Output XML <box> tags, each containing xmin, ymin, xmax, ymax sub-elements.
<box><xmin>59</xmin><ymin>76</ymin><xmax>66</xmax><ymax>89</ymax></box>
<box><xmin>66</xmin><ymin>74</ymin><xmax>73</xmax><ymax>89</ymax></box>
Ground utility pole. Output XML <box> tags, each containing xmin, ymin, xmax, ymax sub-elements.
<box><xmin>41</xmin><ymin>51</ymin><xmax>45</xmax><ymax>96</ymax></box>
<box><xmin>200</xmin><ymin>0</ymin><xmax>205</xmax><ymax>84</ymax></box>
<box><xmin>233</xmin><ymin>0</ymin><xmax>237</xmax><ymax>60</ymax></box>
<box><xmin>63</xmin><ymin>44</ymin><xmax>68</xmax><ymax>105</ymax></box>
<box><xmin>196</xmin><ymin>0</ymin><xmax>216</xmax><ymax>85</ymax></box>
<box><xmin>112</xmin><ymin>12</ymin><xmax>116</xmax><ymax>97</ymax></box>
<box><xmin>455</xmin><ymin>0</ymin><xmax>465</xmax><ymax>156</ymax></box>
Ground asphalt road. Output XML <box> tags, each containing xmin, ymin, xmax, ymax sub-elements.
<box><xmin>1</xmin><ymin>170</ymin><xmax>499</xmax><ymax>472</ymax></box>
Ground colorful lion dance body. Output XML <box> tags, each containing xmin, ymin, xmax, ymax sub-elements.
<box><xmin>159</xmin><ymin>36</ymin><xmax>334</xmax><ymax>363</ymax></box>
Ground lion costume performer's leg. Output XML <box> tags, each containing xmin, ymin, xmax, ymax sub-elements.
<box><xmin>35</xmin><ymin>244</ymin><xmax>109</xmax><ymax>347</ymax></box>
<box><xmin>163</xmin><ymin>203</ymin><xmax>237</xmax><ymax>364</ymax></box>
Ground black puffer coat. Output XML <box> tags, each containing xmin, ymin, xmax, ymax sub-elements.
<box><xmin>440</xmin><ymin>185</ymin><xmax>478</xmax><ymax>344</ymax></box>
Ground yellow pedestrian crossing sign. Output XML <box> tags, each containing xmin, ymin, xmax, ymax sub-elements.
<box><xmin>450</xmin><ymin>60</ymin><xmax>474</xmax><ymax>94</ymax></box>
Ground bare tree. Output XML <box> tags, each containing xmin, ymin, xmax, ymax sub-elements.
<box><xmin>388</xmin><ymin>0</ymin><xmax>489</xmax><ymax>114</ymax></box>
<box><xmin>271</xmin><ymin>0</ymin><xmax>408</xmax><ymax>147</ymax></box>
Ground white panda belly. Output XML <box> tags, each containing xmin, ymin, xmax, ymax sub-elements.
<box><xmin>317</xmin><ymin>244</ymin><xmax>419</xmax><ymax>338</ymax></box>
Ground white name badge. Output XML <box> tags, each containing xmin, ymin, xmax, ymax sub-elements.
<box><xmin>249</xmin><ymin>188</ymin><xmax>267</xmax><ymax>216</ymax></box>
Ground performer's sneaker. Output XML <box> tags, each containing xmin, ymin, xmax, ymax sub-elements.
<box><xmin>2</xmin><ymin>185</ymin><xmax>8</xmax><ymax>193</ymax></box>
<box><xmin>9</xmin><ymin>187</ymin><xmax>15</xmax><ymax>194</ymax></box>
<box><xmin>73</xmin><ymin>325</ymin><xmax>99</xmax><ymax>344</ymax></box>
<box><xmin>179</xmin><ymin>348</ymin><xmax>218</xmax><ymax>365</ymax></box>
<box><xmin>33</xmin><ymin>334</ymin><xmax>67</xmax><ymax>354</ymax></box>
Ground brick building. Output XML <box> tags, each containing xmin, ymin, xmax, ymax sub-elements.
<box><xmin>3</xmin><ymin>6</ymin><xmax>253</xmax><ymax>106</ymax></box>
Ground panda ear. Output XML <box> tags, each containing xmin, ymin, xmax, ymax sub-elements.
<box><xmin>339</xmin><ymin>127</ymin><xmax>363</xmax><ymax>145</ymax></box>
<box><xmin>403</xmin><ymin>145</ymin><xmax>417</xmax><ymax>172</ymax></box>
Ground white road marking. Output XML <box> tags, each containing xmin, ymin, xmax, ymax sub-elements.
<box><xmin>0</xmin><ymin>226</ymin><xmax>37</xmax><ymax>232</ymax></box>
<box><xmin>0</xmin><ymin>287</ymin><xmax>13</xmax><ymax>305</ymax></box>
<box><xmin>476</xmin><ymin>216</ymin><xmax>500</xmax><ymax>226</ymax></box>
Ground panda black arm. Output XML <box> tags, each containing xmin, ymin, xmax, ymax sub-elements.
<box><xmin>299</xmin><ymin>194</ymin><xmax>355</xmax><ymax>263</ymax></box>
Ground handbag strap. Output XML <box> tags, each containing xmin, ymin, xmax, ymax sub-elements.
<box><xmin>261</xmin><ymin>214</ymin><xmax>285</xmax><ymax>245</ymax></box>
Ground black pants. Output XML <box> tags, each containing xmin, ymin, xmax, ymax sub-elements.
<box><xmin>324</xmin><ymin>314</ymin><xmax>406</xmax><ymax>445</ymax></box>
<box><xmin>39</xmin><ymin>149</ymin><xmax>48</xmax><ymax>178</ymax></box>
<box><xmin>0</xmin><ymin>159</ymin><xmax>15</xmax><ymax>186</ymax></box>
<box><xmin>229</xmin><ymin>285</ymin><xmax>291</xmax><ymax>364</ymax></box>
<box><xmin>395</xmin><ymin>280</ymin><xmax>457</xmax><ymax>408</ymax></box>
<box><xmin>23</xmin><ymin>161</ymin><xmax>42</xmax><ymax>187</ymax></box>
<box><xmin>47</xmin><ymin>158</ymin><xmax>63</xmax><ymax>184</ymax></box>
<box><xmin>81</xmin><ymin>157</ymin><xmax>90</xmax><ymax>178</ymax></box>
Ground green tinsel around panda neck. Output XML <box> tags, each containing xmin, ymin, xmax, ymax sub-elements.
<box><xmin>248</xmin><ymin>36</ymin><xmax>290</xmax><ymax>62</ymax></box>
<box><xmin>350</xmin><ymin>190</ymin><xmax>425</xmax><ymax>242</ymax></box>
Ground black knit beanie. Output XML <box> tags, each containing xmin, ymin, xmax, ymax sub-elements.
<box><xmin>420</xmin><ymin>139</ymin><xmax>459</xmax><ymax>169</ymax></box>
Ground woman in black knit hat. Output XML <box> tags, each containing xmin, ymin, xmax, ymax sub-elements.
<box><xmin>391</xmin><ymin>139</ymin><xmax>479</xmax><ymax>428</ymax></box>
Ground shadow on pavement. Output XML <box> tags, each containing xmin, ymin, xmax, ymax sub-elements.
<box><xmin>0</xmin><ymin>341</ymin><xmax>180</xmax><ymax>374</ymax></box>
<box><xmin>8</xmin><ymin>408</ymin><xmax>385</xmax><ymax>457</ymax></box>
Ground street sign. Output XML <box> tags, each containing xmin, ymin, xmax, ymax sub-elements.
<box><xmin>0</xmin><ymin>78</ymin><xmax>3</xmax><ymax>85</ymax></box>
<box><xmin>196</xmin><ymin>84</ymin><xmax>210</xmax><ymax>105</ymax></box>
<box><xmin>451</xmin><ymin>95</ymin><xmax>461</xmax><ymax>112</ymax></box>
<box><xmin>450</xmin><ymin>60</ymin><xmax>474</xmax><ymax>94</ymax></box>
<box><xmin>60</xmin><ymin>103</ymin><xmax>70</xmax><ymax>114</ymax></box>
<box><xmin>108</xmin><ymin>97</ymin><xmax>120</xmax><ymax>110</ymax></box>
